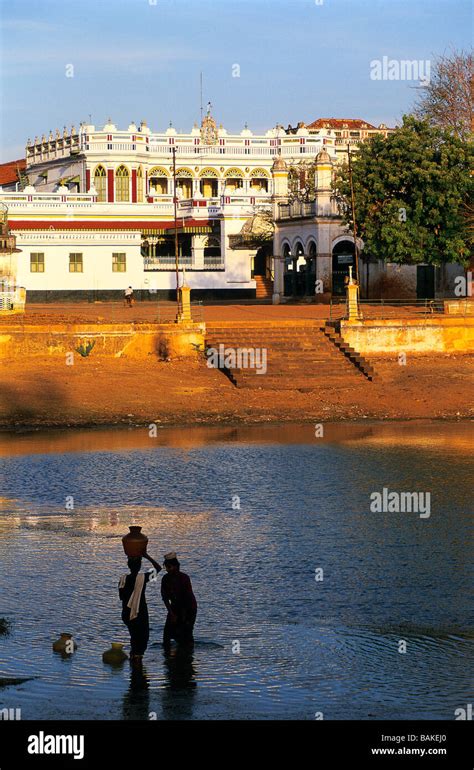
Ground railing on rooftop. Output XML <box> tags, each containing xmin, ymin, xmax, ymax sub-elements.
<box><xmin>26</xmin><ymin>133</ymin><xmax>336</xmax><ymax>164</ymax></box>
<box><xmin>278</xmin><ymin>201</ymin><xmax>317</xmax><ymax>220</ymax></box>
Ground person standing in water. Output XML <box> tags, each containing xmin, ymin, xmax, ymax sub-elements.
<box><xmin>161</xmin><ymin>552</ymin><xmax>197</xmax><ymax>650</ymax></box>
<box><xmin>119</xmin><ymin>552</ymin><xmax>161</xmax><ymax>663</ymax></box>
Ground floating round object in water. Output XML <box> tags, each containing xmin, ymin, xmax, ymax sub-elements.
<box><xmin>122</xmin><ymin>526</ymin><xmax>148</xmax><ymax>557</ymax></box>
<box><xmin>52</xmin><ymin>633</ymin><xmax>77</xmax><ymax>653</ymax></box>
<box><xmin>102</xmin><ymin>642</ymin><xmax>128</xmax><ymax>665</ymax></box>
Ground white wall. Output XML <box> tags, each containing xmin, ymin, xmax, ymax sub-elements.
<box><xmin>15</xmin><ymin>230</ymin><xmax>143</xmax><ymax>291</ymax></box>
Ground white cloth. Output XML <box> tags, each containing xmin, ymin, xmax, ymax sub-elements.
<box><xmin>119</xmin><ymin>573</ymin><xmax>145</xmax><ymax>621</ymax></box>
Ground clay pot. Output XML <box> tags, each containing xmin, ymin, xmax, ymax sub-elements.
<box><xmin>122</xmin><ymin>526</ymin><xmax>148</xmax><ymax>558</ymax></box>
<box><xmin>102</xmin><ymin>642</ymin><xmax>128</xmax><ymax>665</ymax></box>
<box><xmin>52</xmin><ymin>633</ymin><xmax>77</xmax><ymax>654</ymax></box>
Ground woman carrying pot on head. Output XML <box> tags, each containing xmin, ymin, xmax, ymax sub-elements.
<box><xmin>119</xmin><ymin>552</ymin><xmax>161</xmax><ymax>663</ymax></box>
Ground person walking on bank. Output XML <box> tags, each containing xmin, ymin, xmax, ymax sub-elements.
<box><xmin>161</xmin><ymin>552</ymin><xmax>197</xmax><ymax>650</ymax></box>
<box><xmin>124</xmin><ymin>285</ymin><xmax>134</xmax><ymax>307</ymax></box>
<box><xmin>119</xmin><ymin>552</ymin><xmax>161</xmax><ymax>663</ymax></box>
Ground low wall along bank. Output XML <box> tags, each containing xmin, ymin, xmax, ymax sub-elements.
<box><xmin>0</xmin><ymin>317</ymin><xmax>473</xmax><ymax>361</ymax></box>
<box><xmin>340</xmin><ymin>317</ymin><xmax>474</xmax><ymax>354</ymax></box>
<box><xmin>0</xmin><ymin>323</ymin><xmax>206</xmax><ymax>359</ymax></box>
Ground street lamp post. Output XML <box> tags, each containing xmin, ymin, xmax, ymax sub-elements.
<box><xmin>347</xmin><ymin>144</ymin><xmax>360</xmax><ymax>285</ymax></box>
<box><xmin>172</xmin><ymin>145</ymin><xmax>181</xmax><ymax>317</ymax></box>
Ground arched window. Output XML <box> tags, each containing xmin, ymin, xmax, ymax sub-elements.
<box><xmin>224</xmin><ymin>168</ymin><xmax>244</xmax><ymax>192</ymax></box>
<box><xmin>137</xmin><ymin>166</ymin><xmax>144</xmax><ymax>202</ymax></box>
<box><xmin>295</xmin><ymin>241</ymin><xmax>305</xmax><ymax>258</ymax></box>
<box><xmin>149</xmin><ymin>166</ymin><xmax>169</xmax><ymax>196</ymax></box>
<box><xmin>94</xmin><ymin>165</ymin><xmax>106</xmax><ymax>202</ymax></box>
<box><xmin>250</xmin><ymin>167</ymin><xmax>270</xmax><ymax>193</ymax></box>
<box><xmin>116</xmin><ymin>165</ymin><xmax>130</xmax><ymax>202</ymax></box>
<box><xmin>176</xmin><ymin>168</ymin><xmax>193</xmax><ymax>199</ymax></box>
<box><xmin>199</xmin><ymin>168</ymin><xmax>219</xmax><ymax>198</ymax></box>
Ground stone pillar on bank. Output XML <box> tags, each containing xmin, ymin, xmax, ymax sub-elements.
<box><xmin>177</xmin><ymin>284</ymin><xmax>192</xmax><ymax>323</ymax></box>
<box><xmin>346</xmin><ymin>266</ymin><xmax>362</xmax><ymax>320</ymax></box>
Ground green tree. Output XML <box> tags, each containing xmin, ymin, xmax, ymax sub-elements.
<box><xmin>334</xmin><ymin>115</ymin><xmax>473</xmax><ymax>266</ymax></box>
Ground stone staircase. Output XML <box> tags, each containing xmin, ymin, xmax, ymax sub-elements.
<box><xmin>205</xmin><ymin>321</ymin><xmax>376</xmax><ymax>390</ymax></box>
<box><xmin>254</xmin><ymin>275</ymin><xmax>273</xmax><ymax>300</ymax></box>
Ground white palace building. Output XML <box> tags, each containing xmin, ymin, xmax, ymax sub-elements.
<box><xmin>0</xmin><ymin>113</ymin><xmax>316</xmax><ymax>301</ymax></box>
<box><xmin>0</xmin><ymin>111</ymin><xmax>352</xmax><ymax>302</ymax></box>
<box><xmin>1</xmin><ymin>111</ymin><xmax>458</xmax><ymax>302</ymax></box>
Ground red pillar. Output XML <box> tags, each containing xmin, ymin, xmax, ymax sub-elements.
<box><xmin>131</xmin><ymin>169</ymin><xmax>137</xmax><ymax>203</ymax></box>
<box><xmin>86</xmin><ymin>169</ymin><xmax>91</xmax><ymax>191</ymax></box>
<box><xmin>107</xmin><ymin>169</ymin><xmax>114</xmax><ymax>202</ymax></box>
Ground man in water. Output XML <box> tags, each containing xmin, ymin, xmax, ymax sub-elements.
<box><xmin>161</xmin><ymin>552</ymin><xmax>197</xmax><ymax>650</ymax></box>
<box><xmin>119</xmin><ymin>552</ymin><xmax>161</xmax><ymax>663</ymax></box>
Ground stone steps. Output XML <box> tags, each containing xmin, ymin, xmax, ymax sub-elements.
<box><xmin>254</xmin><ymin>276</ymin><xmax>273</xmax><ymax>299</ymax></box>
<box><xmin>205</xmin><ymin>321</ymin><xmax>375</xmax><ymax>388</ymax></box>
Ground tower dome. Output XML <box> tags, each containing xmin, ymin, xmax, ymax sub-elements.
<box><xmin>316</xmin><ymin>148</ymin><xmax>331</xmax><ymax>163</ymax></box>
<box><xmin>272</xmin><ymin>156</ymin><xmax>287</xmax><ymax>172</ymax></box>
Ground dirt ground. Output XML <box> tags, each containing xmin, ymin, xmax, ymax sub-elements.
<box><xmin>1</xmin><ymin>352</ymin><xmax>473</xmax><ymax>429</ymax></box>
<box><xmin>1</xmin><ymin>302</ymin><xmax>472</xmax><ymax>428</ymax></box>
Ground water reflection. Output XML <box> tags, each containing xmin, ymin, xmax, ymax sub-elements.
<box><xmin>161</xmin><ymin>648</ymin><xmax>197</xmax><ymax>720</ymax></box>
<box><xmin>122</xmin><ymin>662</ymin><xmax>150</xmax><ymax>721</ymax></box>
<box><xmin>0</xmin><ymin>421</ymin><xmax>472</xmax><ymax>720</ymax></box>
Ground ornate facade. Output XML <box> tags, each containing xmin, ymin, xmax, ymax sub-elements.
<box><xmin>1</xmin><ymin>114</ymin><xmax>338</xmax><ymax>299</ymax></box>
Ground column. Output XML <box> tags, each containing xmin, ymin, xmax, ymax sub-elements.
<box><xmin>107</xmin><ymin>169</ymin><xmax>114</xmax><ymax>202</ymax></box>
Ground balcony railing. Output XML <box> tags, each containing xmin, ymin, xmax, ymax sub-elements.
<box><xmin>144</xmin><ymin>256</ymin><xmax>192</xmax><ymax>270</ymax></box>
<box><xmin>277</xmin><ymin>201</ymin><xmax>317</xmax><ymax>220</ymax></box>
<box><xmin>144</xmin><ymin>256</ymin><xmax>224</xmax><ymax>271</ymax></box>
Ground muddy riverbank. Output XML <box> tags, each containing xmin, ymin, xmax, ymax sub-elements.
<box><xmin>0</xmin><ymin>353</ymin><xmax>473</xmax><ymax>429</ymax></box>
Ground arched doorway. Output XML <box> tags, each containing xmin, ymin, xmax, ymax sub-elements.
<box><xmin>332</xmin><ymin>239</ymin><xmax>355</xmax><ymax>296</ymax></box>
<box><xmin>252</xmin><ymin>246</ymin><xmax>267</xmax><ymax>277</ymax></box>
<box><xmin>283</xmin><ymin>242</ymin><xmax>305</xmax><ymax>297</ymax></box>
<box><xmin>203</xmin><ymin>236</ymin><xmax>222</xmax><ymax>268</ymax></box>
<box><xmin>283</xmin><ymin>244</ymin><xmax>293</xmax><ymax>297</ymax></box>
<box><xmin>305</xmin><ymin>241</ymin><xmax>317</xmax><ymax>296</ymax></box>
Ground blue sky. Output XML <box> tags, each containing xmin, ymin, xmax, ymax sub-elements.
<box><xmin>0</xmin><ymin>0</ymin><xmax>471</xmax><ymax>161</ymax></box>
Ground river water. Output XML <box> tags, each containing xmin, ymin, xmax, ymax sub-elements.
<box><xmin>0</xmin><ymin>422</ymin><xmax>472</xmax><ymax>720</ymax></box>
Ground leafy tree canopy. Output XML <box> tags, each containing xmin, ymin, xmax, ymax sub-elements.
<box><xmin>334</xmin><ymin>115</ymin><xmax>473</xmax><ymax>266</ymax></box>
